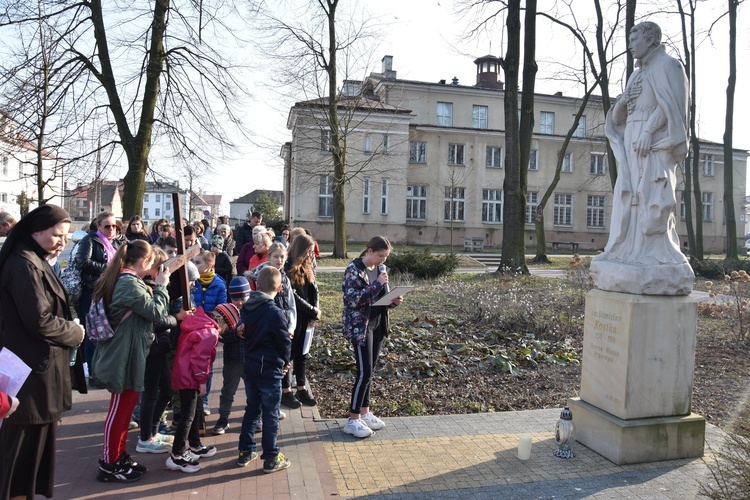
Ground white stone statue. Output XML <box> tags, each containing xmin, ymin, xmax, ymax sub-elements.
<box><xmin>590</xmin><ymin>21</ymin><xmax>695</xmax><ymax>296</ymax></box>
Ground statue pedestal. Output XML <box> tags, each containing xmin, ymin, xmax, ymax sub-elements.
<box><xmin>569</xmin><ymin>289</ymin><xmax>705</xmax><ymax>465</ymax></box>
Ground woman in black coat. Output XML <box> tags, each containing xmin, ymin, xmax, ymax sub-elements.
<box><xmin>75</xmin><ymin>211</ymin><xmax>120</xmax><ymax>371</ymax></box>
<box><xmin>0</xmin><ymin>205</ymin><xmax>86</xmax><ymax>499</ymax></box>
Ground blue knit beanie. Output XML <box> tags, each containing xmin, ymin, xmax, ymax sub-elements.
<box><xmin>229</xmin><ymin>276</ymin><xmax>251</xmax><ymax>300</ymax></box>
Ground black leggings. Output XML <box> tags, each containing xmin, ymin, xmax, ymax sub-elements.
<box><xmin>282</xmin><ymin>322</ymin><xmax>309</xmax><ymax>389</ymax></box>
<box><xmin>139</xmin><ymin>352</ymin><xmax>173</xmax><ymax>442</ymax></box>
<box><xmin>349</xmin><ymin>316</ymin><xmax>385</xmax><ymax>414</ymax></box>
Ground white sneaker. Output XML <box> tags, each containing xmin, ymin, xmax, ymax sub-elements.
<box><xmin>342</xmin><ymin>418</ymin><xmax>375</xmax><ymax>438</ymax></box>
<box><xmin>360</xmin><ymin>412</ymin><xmax>385</xmax><ymax>430</ymax></box>
<box><xmin>154</xmin><ymin>433</ymin><xmax>174</xmax><ymax>445</ymax></box>
<box><xmin>136</xmin><ymin>437</ymin><xmax>172</xmax><ymax>454</ymax></box>
<box><xmin>279</xmin><ymin>410</ymin><xmax>287</xmax><ymax>420</ymax></box>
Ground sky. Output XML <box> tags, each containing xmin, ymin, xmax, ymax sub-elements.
<box><xmin>151</xmin><ymin>1</ymin><xmax>750</xmax><ymax>213</ymax></box>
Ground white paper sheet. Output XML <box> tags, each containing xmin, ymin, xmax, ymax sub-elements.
<box><xmin>0</xmin><ymin>348</ymin><xmax>31</xmax><ymax>428</ymax></box>
<box><xmin>372</xmin><ymin>286</ymin><xmax>415</xmax><ymax>306</ymax></box>
<box><xmin>302</xmin><ymin>324</ymin><xmax>315</xmax><ymax>356</ymax></box>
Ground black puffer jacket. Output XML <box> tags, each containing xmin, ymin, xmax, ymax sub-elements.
<box><xmin>75</xmin><ymin>230</ymin><xmax>120</xmax><ymax>289</ymax></box>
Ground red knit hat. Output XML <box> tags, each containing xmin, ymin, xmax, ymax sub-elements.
<box><xmin>213</xmin><ymin>303</ymin><xmax>240</xmax><ymax>330</ymax></box>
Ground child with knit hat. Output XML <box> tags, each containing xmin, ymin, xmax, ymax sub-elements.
<box><xmin>167</xmin><ymin>304</ymin><xmax>239</xmax><ymax>473</ymax></box>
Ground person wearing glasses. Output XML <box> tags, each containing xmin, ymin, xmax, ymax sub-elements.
<box><xmin>75</xmin><ymin>212</ymin><xmax>122</xmax><ymax>380</ymax></box>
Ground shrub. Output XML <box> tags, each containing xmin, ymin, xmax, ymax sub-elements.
<box><xmin>692</xmin><ymin>259</ymin><xmax>728</xmax><ymax>279</ymax></box>
<box><xmin>387</xmin><ymin>248</ymin><xmax>459</xmax><ymax>279</ymax></box>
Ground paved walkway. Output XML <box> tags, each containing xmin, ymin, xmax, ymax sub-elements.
<box><xmin>53</xmin><ymin>348</ymin><xmax>725</xmax><ymax>499</ymax></box>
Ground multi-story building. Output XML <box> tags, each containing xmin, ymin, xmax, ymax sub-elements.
<box><xmin>284</xmin><ymin>55</ymin><xmax>747</xmax><ymax>253</ymax></box>
<box><xmin>0</xmin><ymin>112</ymin><xmax>64</xmax><ymax>219</ymax></box>
<box><xmin>141</xmin><ymin>181</ymin><xmax>188</xmax><ymax>227</ymax></box>
<box><xmin>229</xmin><ymin>190</ymin><xmax>284</xmax><ymax>227</ymax></box>
<box><xmin>65</xmin><ymin>180</ymin><xmax>124</xmax><ymax>223</ymax></box>
<box><xmin>189</xmin><ymin>191</ymin><xmax>222</xmax><ymax>226</ymax></box>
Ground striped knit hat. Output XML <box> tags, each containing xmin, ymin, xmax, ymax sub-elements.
<box><xmin>229</xmin><ymin>276</ymin><xmax>251</xmax><ymax>300</ymax></box>
<box><xmin>213</xmin><ymin>303</ymin><xmax>240</xmax><ymax>330</ymax></box>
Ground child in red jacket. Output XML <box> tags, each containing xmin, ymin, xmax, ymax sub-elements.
<box><xmin>167</xmin><ymin>304</ymin><xmax>239</xmax><ymax>473</ymax></box>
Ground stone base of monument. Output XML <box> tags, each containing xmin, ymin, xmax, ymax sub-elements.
<box><xmin>568</xmin><ymin>397</ymin><xmax>705</xmax><ymax>465</ymax></box>
<box><xmin>571</xmin><ymin>288</ymin><xmax>705</xmax><ymax>465</ymax></box>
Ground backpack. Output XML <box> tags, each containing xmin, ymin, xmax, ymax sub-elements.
<box><xmin>85</xmin><ymin>296</ymin><xmax>133</xmax><ymax>344</ymax></box>
<box><xmin>61</xmin><ymin>243</ymin><xmax>82</xmax><ymax>308</ymax></box>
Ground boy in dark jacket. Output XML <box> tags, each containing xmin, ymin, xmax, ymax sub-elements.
<box><xmin>237</xmin><ymin>266</ymin><xmax>292</xmax><ymax>473</ymax></box>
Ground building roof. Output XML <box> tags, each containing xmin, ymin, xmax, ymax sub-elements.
<box><xmin>230</xmin><ymin>190</ymin><xmax>283</xmax><ymax>205</ymax></box>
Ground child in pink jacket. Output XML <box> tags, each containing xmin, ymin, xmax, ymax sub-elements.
<box><xmin>167</xmin><ymin>304</ymin><xmax>239</xmax><ymax>473</ymax></box>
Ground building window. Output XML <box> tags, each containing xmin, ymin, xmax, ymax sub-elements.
<box><xmin>702</xmin><ymin>154</ymin><xmax>715</xmax><ymax>176</ymax></box>
<box><xmin>318</xmin><ymin>175</ymin><xmax>334</xmax><ymax>217</ymax></box>
<box><xmin>703</xmin><ymin>192</ymin><xmax>714</xmax><ymax>222</ymax></box>
<box><xmin>587</xmin><ymin>195</ymin><xmax>606</xmax><ymax>228</ymax></box>
<box><xmin>444</xmin><ymin>186</ymin><xmax>465</xmax><ymax>222</ymax></box>
<box><xmin>321</xmin><ymin>129</ymin><xmax>332</xmax><ymax>152</ymax></box>
<box><xmin>573</xmin><ymin>115</ymin><xmax>586</xmax><ymax>137</ymax></box>
<box><xmin>482</xmin><ymin>189</ymin><xmax>503</xmax><ymax>223</ymax></box>
<box><xmin>448</xmin><ymin>144</ymin><xmax>465</xmax><ymax>165</ymax></box>
<box><xmin>590</xmin><ymin>153</ymin><xmax>606</xmax><ymax>175</ymax></box>
<box><xmin>155</xmin><ymin>194</ymin><xmax>161</xmax><ymax>203</ymax></box>
<box><xmin>526</xmin><ymin>191</ymin><xmax>539</xmax><ymax>224</ymax></box>
<box><xmin>0</xmin><ymin>193</ymin><xmax>6</xmax><ymax>203</ymax></box>
<box><xmin>1</xmin><ymin>156</ymin><xmax>7</xmax><ymax>176</ymax></box>
<box><xmin>380</xmin><ymin>178</ymin><xmax>389</xmax><ymax>215</ymax></box>
<box><xmin>528</xmin><ymin>149</ymin><xmax>539</xmax><ymax>171</ymax></box>
<box><xmin>486</xmin><ymin>146</ymin><xmax>502</xmax><ymax>168</ymax></box>
<box><xmin>364</xmin><ymin>134</ymin><xmax>372</xmax><ymax>154</ymax></box>
<box><xmin>553</xmin><ymin>193</ymin><xmax>573</xmax><ymax>226</ymax></box>
<box><xmin>472</xmin><ymin>105</ymin><xmax>488</xmax><ymax>129</ymax></box>
<box><xmin>166</xmin><ymin>201</ymin><xmax>171</xmax><ymax>210</ymax></box>
<box><xmin>406</xmin><ymin>185</ymin><xmax>427</xmax><ymax>220</ymax></box>
<box><xmin>680</xmin><ymin>192</ymin><xmax>686</xmax><ymax>220</ymax></box>
<box><xmin>362</xmin><ymin>177</ymin><xmax>370</xmax><ymax>214</ymax></box>
<box><xmin>155</xmin><ymin>208</ymin><xmax>161</xmax><ymax>217</ymax></box>
<box><xmin>437</xmin><ymin>102</ymin><xmax>453</xmax><ymax>127</ymax></box>
<box><xmin>17</xmin><ymin>160</ymin><xmax>23</xmax><ymax>178</ymax></box>
<box><xmin>410</xmin><ymin>141</ymin><xmax>427</xmax><ymax>163</ymax></box>
<box><xmin>144</xmin><ymin>194</ymin><xmax>149</xmax><ymax>202</ymax></box>
<box><xmin>540</xmin><ymin>111</ymin><xmax>555</xmax><ymax>134</ymax></box>
<box><xmin>561</xmin><ymin>152</ymin><xmax>573</xmax><ymax>173</ymax></box>
<box><xmin>382</xmin><ymin>134</ymin><xmax>389</xmax><ymax>154</ymax></box>
<box><xmin>143</xmin><ymin>208</ymin><xmax>149</xmax><ymax>218</ymax></box>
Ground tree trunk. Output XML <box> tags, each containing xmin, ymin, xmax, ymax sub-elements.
<box><xmin>594</xmin><ymin>0</ymin><xmax>617</xmax><ymax>189</ymax></box>
<box><xmin>723</xmin><ymin>0</ymin><xmax>738</xmax><ymax>259</ymax></box>
<box><xmin>499</xmin><ymin>0</ymin><xmax>531</xmax><ymax>274</ymax></box>
<box><xmin>677</xmin><ymin>0</ymin><xmax>696</xmax><ymax>260</ymax></box>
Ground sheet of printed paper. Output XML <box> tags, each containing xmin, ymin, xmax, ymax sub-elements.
<box><xmin>0</xmin><ymin>348</ymin><xmax>31</xmax><ymax>428</ymax></box>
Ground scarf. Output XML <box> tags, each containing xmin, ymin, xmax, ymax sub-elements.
<box><xmin>97</xmin><ymin>229</ymin><xmax>117</xmax><ymax>263</ymax></box>
<box><xmin>199</xmin><ymin>269</ymin><xmax>216</xmax><ymax>288</ymax></box>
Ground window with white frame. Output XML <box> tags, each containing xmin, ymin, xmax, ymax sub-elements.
<box><xmin>166</xmin><ymin>201</ymin><xmax>171</xmax><ymax>210</ymax></box>
<box><xmin>590</xmin><ymin>153</ymin><xmax>606</xmax><ymax>175</ymax></box>
<box><xmin>1</xmin><ymin>156</ymin><xmax>7</xmax><ymax>176</ymax></box>
<box><xmin>318</xmin><ymin>175</ymin><xmax>334</xmax><ymax>217</ymax></box>
<box><xmin>363</xmin><ymin>134</ymin><xmax>372</xmax><ymax>154</ymax></box>
<box><xmin>406</xmin><ymin>185</ymin><xmax>427</xmax><ymax>220</ymax></box>
<box><xmin>382</xmin><ymin>134</ymin><xmax>389</xmax><ymax>154</ymax></box>
<box><xmin>410</xmin><ymin>141</ymin><xmax>426</xmax><ymax>163</ymax></box>
<box><xmin>702</xmin><ymin>154</ymin><xmax>715</xmax><ymax>176</ymax></box>
<box><xmin>380</xmin><ymin>178</ymin><xmax>389</xmax><ymax>215</ymax></box>
<box><xmin>553</xmin><ymin>193</ymin><xmax>573</xmax><ymax>226</ymax></box>
<box><xmin>702</xmin><ymin>192</ymin><xmax>714</xmax><ymax>222</ymax></box>
<box><xmin>540</xmin><ymin>111</ymin><xmax>555</xmax><ymax>134</ymax></box>
<box><xmin>437</xmin><ymin>102</ymin><xmax>453</xmax><ymax>126</ymax></box>
<box><xmin>587</xmin><ymin>195</ymin><xmax>606</xmax><ymax>228</ymax></box>
<box><xmin>573</xmin><ymin>115</ymin><xmax>586</xmax><ymax>137</ymax></box>
<box><xmin>321</xmin><ymin>129</ymin><xmax>332</xmax><ymax>152</ymax></box>
<box><xmin>525</xmin><ymin>191</ymin><xmax>539</xmax><ymax>224</ymax></box>
<box><xmin>143</xmin><ymin>208</ymin><xmax>149</xmax><ymax>218</ymax></box>
<box><xmin>444</xmin><ymin>186</ymin><xmax>465</xmax><ymax>221</ymax></box>
<box><xmin>472</xmin><ymin>105</ymin><xmax>488</xmax><ymax>129</ymax></box>
<box><xmin>156</xmin><ymin>194</ymin><xmax>161</xmax><ymax>202</ymax></box>
<box><xmin>486</xmin><ymin>146</ymin><xmax>502</xmax><ymax>168</ymax></box>
<box><xmin>144</xmin><ymin>194</ymin><xmax>149</xmax><ymax>202</ymax></box>
<box><xmin>17</xmin><ymin>160</ymin><xmax>23</xmax><ymax>178</ymax></box>
<box><xmin>155</xmin><ymin>208</ymin><xmax>161</xmax><ymax>217</ymax></box>
<box><xmin>482</xmin><ymin>189</ymin><xmax>503</xmax><ymax>223</ymax></box>
<box><xmin>362</xmin><ymin>177</ymin><xmax>371</xmax><ymax>214</ymax></box>
<box><xmin>528</xmin><ymin>149</ymin><xmax>539</xmax><ymax>171</ymax></box>
<box><xmin>448</xmin><ymin>143</ymin><xmax>465</xmax><ymax>165</ymax></box>
<box><xmin>680</xmin><ymin>192</ymin><xmax>685</xmax><ymax>219</ymax></box>
<box><xmin>561</xmin><ymin>152</ymin><xmax>573</xmax><ymax>173</ymax></box>
<box><xmin>0</xmin><ymin>193</ymin><xmax>6</xmax><ymax>202</ymax></box>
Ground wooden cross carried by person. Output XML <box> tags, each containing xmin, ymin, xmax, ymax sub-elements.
<box><xmin>161</xmin><ymin>193</ymin><xmax>201</xmax><ymax>311</ymax></box>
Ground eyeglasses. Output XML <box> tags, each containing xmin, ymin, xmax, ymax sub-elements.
<box><xmin>102</xmin><ymin>224</ymin><xmax>115</xmax><ymax>229</ymax></box>
<box><xmin>159</xmin><ymin>226</ymin><xmax>171</xmax><ymax>230</ymax></box>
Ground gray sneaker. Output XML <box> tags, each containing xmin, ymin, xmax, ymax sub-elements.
<box><xmin>238</xmin><ymin>450</ymin><xmax>258</xmax><ymax>467</ymax></box>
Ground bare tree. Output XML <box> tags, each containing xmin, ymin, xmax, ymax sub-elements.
<box><xmin>722</xmin><ymin>0</ymin><xmax>738</xmax><ymax>259</ymax></box>
<box><xmin>0</xmin><ymin>1</ymin><xmax>251</xmax><ymax>219</ymax></box>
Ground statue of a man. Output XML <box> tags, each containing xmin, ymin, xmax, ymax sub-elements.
<box><xmin>590</xmin><ymin>21</ymin><xmax>694</xmax><ymax>295</ymax></box>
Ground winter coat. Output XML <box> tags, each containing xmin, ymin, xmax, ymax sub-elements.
<box><xmin>285</xmin><ymin>260</ymin><xmax>320</xmax><ymax>340</ymax></box>
<box><xmin>223</xmin><ymin>235</ymin><xmax>236</xmax><ymax>257</ymax></box>
<box><xmin>0</xmin><ymin>242</ymin><xmax>85</xmax><ymax>425</ymax></box>
<box><xmin>341</xmin><ymin>258</ymin><xmax>389</xmax><ymax>346</ymax></box>
<box><xmin>192</xmin><ymin>274</ymin><xmax>227</xmax><ymax>313</ymax></box>
<box><xmin>91</xmin><ymin>272</ymin><xmax>168</xmax><ymax>394</ymax></box>
<box><xmin>171</xmin><ymin>307</ymin><xmax>219</xmax><ymax>390</ymax></box>
<box><xmin>234</xmin><ymin>223</ymin><xmax>254</xmax><ymax>255</ymax></box>
<box><xmin>76</xmin><ymin>230</ymin><xmax>120</xmax><ymax>289</ymax></box>
<box><xmin>214</xmin><ymin>251</ymin><xmax>235</xmax><ymax>289</ymax></box>
<box><xmin>254</xmin><ymin>262</ymin><xmax>297</xmax><ymax>336</ymax></box>
<box><xmin>236</xmin><ymin>242</ymin><xmax>255</xmax><ymax>276</ymax></box>
<box><xmin>242</xmin><ymin>292</ymin><xmax>291</xmax><ymax>380</ymax></box>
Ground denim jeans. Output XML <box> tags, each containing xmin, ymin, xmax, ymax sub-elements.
<box><xmin>238</xmin><ymin>376</ymin><xmax>281</xmax><ymax>461</ymax></box>
<box><xmin>217</xmin><ymin>360</ymin><xmax>245</xmax><ymax>425</ymax></box>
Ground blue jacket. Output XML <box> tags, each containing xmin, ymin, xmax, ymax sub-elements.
<box><xmin>192</xmin><ymin>274</ymin><xmax>227</xmax><ymax>313</ymax></box>
<box><xmin>242</xmin><ymin>291</ymin><xmax>291</xmax><ymax>380</ymax></box>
